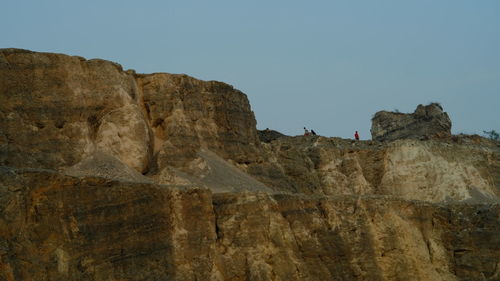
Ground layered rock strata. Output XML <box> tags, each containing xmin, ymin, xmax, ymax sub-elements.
<box><xmin>245</xmin><ymin>136</ymin><xmax>500</xmax><ymax>203</ymax></box>
<box><xmin>2</xmin><ymin>49</ymin><xmax>497</xmax><ymax>202</ymax></box>
<box><xmin>0</xmin><ymin>48</ymin><xmax>262</xmax><ymax>190</ymax></box>
<box><xmin>0</xmin><ymin>168</ymin><xmax>498</xmax><ymax>281</ymax></box>
<box><xmin>1</xmin><ymin>49</ymin><xmax>499</xmax><ymax>280</ymax></box>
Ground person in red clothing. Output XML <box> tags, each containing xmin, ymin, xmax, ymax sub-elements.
<box><xmin>304</xmin><ymin>127</ymin><xmax>310</xmax><ymax>136</ymax></box>
<box><xmin>354</xmin><ymin>131</ymin><xmax>360</xmax><ymax>141</ymax></box>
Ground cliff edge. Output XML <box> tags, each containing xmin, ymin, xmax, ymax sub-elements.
<box><xmin>1</xmin><ymin>49</ymin><xmax>499</xmax><ymax>280</ymax></box>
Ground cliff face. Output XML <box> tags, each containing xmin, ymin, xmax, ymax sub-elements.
<box><xmin>1</xmin><ymin>49</ymin><xmax>499</xmax><ymax>280</ymax></box>
<box><xmin>0</xmin><ymin>49</ymin><xmax>260</xmax><ymax>181</ymax></box>
<box><xmin>0</xmin><ymin>49</ymin><xmax>150</xmax><ymax>172</ymax></box>
<box><xmin>136</xmin><ymin>73</ymin><xmax>261</xmax><ymax>168</ymax></box>
<box><xmin>246</xmin><ymin>136</ymin><xmax>500</xmax><ymax>203</ymax></box>
<box><xmin>1</xmin><ymin>168</ymin><xmax>498</xmax><ymax>281</ymax></box>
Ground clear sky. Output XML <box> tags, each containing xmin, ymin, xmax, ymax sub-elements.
<box><xmin>2</xmin><ymin>0</ymin><xmax>499</xmax><ymax>139</ymax></box>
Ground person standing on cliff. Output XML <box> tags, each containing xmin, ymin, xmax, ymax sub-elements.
<box><xmin>304</xmin><ymin>127</ymin><xmax>310</xmax><ymax>136</ymax></box>
<box><xmin>354</xmin><ymin>131</ymin><xmax>360</xmax><ymax>141</ymax></box>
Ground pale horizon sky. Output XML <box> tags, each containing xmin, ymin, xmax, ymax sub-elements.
<box><xmin>2</xmin><ymin>0</ymin><xmax>499</xmax><ymax>139</ymax></box>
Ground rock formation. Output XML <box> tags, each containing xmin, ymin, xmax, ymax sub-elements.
<box><xmin>1</xmin><ymin>168</ymin><xmax>498</xmax><ymax>280</ymax></box>
<box><xmin>0</xmin><ymin>48</ymin><xmax>262</xmax><ymax>188</ymax></box>
<box><xmin>245</xmin><ymin>136</ymin><xmax>500</xmax><ymax>202</ymax></box>
<box><xmin>0</xmin><ymin>48</ymin><xmax>151</xmax><ymax>173</ymax></box>
<box><xmin>1</xmin><ymin>49</ymin><xmax>499</xmax><ymax>280</ymax></box>
<box><xmin>371</xmin><ymin>103</ymin><xmax>452</xmax><ymax>142</ymax></box>
<box><xmin>258</xmin><ymin>128</ymin><xmax>286</xmax><ymax>143</ymax></box>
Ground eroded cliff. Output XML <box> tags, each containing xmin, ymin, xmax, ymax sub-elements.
<box><xmin>1</xmin><ymin>49</ymin><xmax>499</xmax><ymax>280</ymax></box>
<box><xmin>1</xmin><ymin>168</ymin><xmax>498</xmax><ymax>281</ymax></box>
<box><xmin>0</xmin><ymin>48</ymin><xmax>264</xmax><ymax>191</ymax></box>
<box><xmin>246</xmin><ymin>135</ymin><xmax>500</xmax><ymax>203</ymax></box>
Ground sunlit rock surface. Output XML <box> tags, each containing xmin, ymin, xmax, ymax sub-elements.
<box><xmin>0</xmin><ymin>48</ymin><xmax>150</xmax><ymax>173</ymax></box>
<box><xmin>1</xmin><ymin>49</ymin><xmax>499</xmax><ymax>280</ymax></box>
<box><xmin>371</xmin><ymin>103</ymin><xmax>452</xmax><ymax>142</ymax></box>
<box><xmin>0</xmin><ymin>169</ymin><xmax>498</xmax><ymax>281</ymax></box>
<box><xmin>246</xmin><ymin>136</ymin><xmax>500</xmax><ymax>203</ymax></box>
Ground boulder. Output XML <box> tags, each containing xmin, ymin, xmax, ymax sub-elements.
<box><xmin>370</xmin><ymin>103</ymin><xmax>452</xmax><ymax>142</ymax></box>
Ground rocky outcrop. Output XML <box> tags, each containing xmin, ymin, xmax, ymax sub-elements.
<box><xmin>0</xmin><ymin>49</ymin><xmax>262</xmax><ymax>190</ymax></box>
<box><xmin>371</xmin><ymin>103</ymin><xmax>452</xmax><ymax>142</ymax></box>
<box><xmin>0</xmin><ymin>168</ymin><xmax>498</xmax><ymax>281</ymax></box>
<box><xmin>3</xmin><ymin>49</ymin><xmax>496</xmax><ymax>201</ymax></box>
<box><xmin>136</xmin><ymin>73</ymin><xmax>261</xmax><ymax>169</ymax></box>
<box><xmin>258</xmin><ymin>128</ymin><xmax>286</xmax><ymax>143</ymax></box>
<box><xmin>0</xmin><ymin>48</ymin><xmax>151</xmax><ymax>173</ymax></box>
<box><xmin>245</xmin><ymin>136</ymin><xmax>500</xmax><ymax>203</ymax></box>
<box><xmin>1</xmin><ymin>49</ymin><xmax>499</xmax><ymax>280</ymax></box>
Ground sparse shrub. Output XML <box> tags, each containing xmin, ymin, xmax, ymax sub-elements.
<box><xmin>483</xmin><ymin>130</ymin><xmax>499</xmax><ymax>140</ymax></box>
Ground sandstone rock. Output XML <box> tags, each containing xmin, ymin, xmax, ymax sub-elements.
<box><xmin>371</xmin><ymin>103</ymin><xmax>452</xmax><ymax>142</ymax></box>
<box><xmin>95</xmin><ymin>104</ymin><xmax>153</xmax><ymax>173</ymax></box>
<box><xmin>0</xmin><ymin>49</ymin><xmax>263</xmax><ymax>184</ymax></box>
<box><xmin>1</xmin><ymin>49</ymin><xmax>499</xmax><ymax>280</ymax></box>
<box><xmin>4</xmin><ymin>49</ymin><xmax>495</xmax><ymax>203</ymax></box>
<box><xmin>0</xmin><ymin>168</ymin><xmax>498</xmax><ymax>281</ymax></box>
<box><xmin>0</xmin><ymin>48</ymin><xmax>147</xmax><ymax>171</ymax></box>
<box><xmin>379</xmin><ymin>139</ymin><xmax>498</xmax><ymax>202</ymax></box>
<box><xmin>258</xmin><ymin>128</ymin><xmax>286</xmax><ymax>143</ymax></box>
<box><xmin>246</xmin><ymin>136</ymin><xmax>500</xmax><ymax>202</ymax></box>
<box><xmin>0</xmin><ymin>167</ymin><xmax>216</xmax><ymax>281</ymax></box>
<box><xmin>136</xmin><ymin>73</ymin><xmax>262</xmax><ymax>165</ymax></box>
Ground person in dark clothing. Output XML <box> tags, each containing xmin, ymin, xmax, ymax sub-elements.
<box><xmin>354</xmin><ymin>131</ymin><xmax>360</xmax><ymax>141</ymax></box>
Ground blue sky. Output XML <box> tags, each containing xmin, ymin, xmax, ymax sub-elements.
<box><xmin>2</xmin><ymin>0</ymin><xmax>499</xmax><ymax>139</ymax></box>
